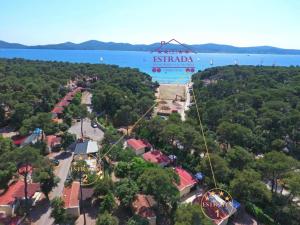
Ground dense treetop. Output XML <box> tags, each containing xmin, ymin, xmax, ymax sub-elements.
<box><xmin>191</xmin><ymin>65</ymin><xmax>300</xmax><ymax>158</ymax></box>
<box><xmin>0</xmin><ymin>58</ymin><xmax>156</xmax><ymax>128</ymax></box>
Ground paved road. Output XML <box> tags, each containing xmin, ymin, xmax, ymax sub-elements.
<box><xmin>30</xmin><ymin>151</ymin><xmax>74</xmax><ymax>225</ymax></box>
<box><xmin>68</xmin><ymin>118</ymin><xmax>104</xmax><ymax>141</ymax></box>
<box><xmin>81</xmin><ymin>91</ymin><xmax>92</xmax><ymax>105</ymax></box>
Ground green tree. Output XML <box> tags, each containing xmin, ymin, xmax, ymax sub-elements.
<box><xmin>174</xmin><ymin>204</ymin><xmax>214</xmax><ymax>225</ymax></box>
<box><xmin>197</xmin><ymin>154</ymin><xmax>231</xmax><ymax>186</ymax></box>
<box><xmin>94</xmin><ymin>176</ymin><xmax>114</xmax><ymax>198</ymax></box>
<box><xmin>0</xmin><ymin>105</ymin><xmax>5</xmax><ymax>125</ymax></box>
<box><xmin>33</xmin><ymin>163</ymin><xmax>59</xmax><ymax>200</ymax></box>
<box><xmin>0</xmin><ymin>137</ymin><xmax>16</xmax><ymax>189</ymax></box>
<box><xmin>114</xmin><ymin>161</ymin><xmax>130</xmax><ymax>178</ymax></box>
<box><xmin>50</xmin><ymin>197</ymin><xmax>70</xmax><ymax>225</ymax></box>
<box><xmin>61</xmin><ymin>132</ymin><xmax>76</xmax><ymax>149</ymax></box>
<box><xmin>282</xmin><ymin>172</ymin><xmax>300</xmax><ymax>202</ymax></box>
<box><xmin>258</xmin><ymin>151</ymin><xmax>299</xmax><ymax>193</ymax></box>
<box><xmin>11</xmin><ymin>103</ymin><xmax>33</xmax><ymax>127</ymax></box>
<box><xmin>225</xmin><ymin>146</ymin><xmax>254</xmax><ymax>170</ymax></box>
<box><xmin>115</xmin><ymin>178</ymin><xmax>139</xmax><ymax>207</ymax></box>
<box><xmin>13</xmin><ymin>146</ymin><xmax>41</xmax><ymax>214</ymax></box>
<box><xmin>217</xmin><ymin>121</ymin><xmax>254</xmax><ymax>148</ymax></box>
<box><xmin>230</xmin><ymin>169</ymin><xmax>271</xmax><ymax>205</ymax></box>
<box><xmin>126</xmin><ymin>215</ymin><xmax>149</xmax><ymax>225</ymax></box>
<box><xmin>138</xmin><ymin>168</ymin><xmax>179</xmax><ymax>218</ymax></box>
<box><xmin>100</xmin><ymin>192</ymin><xmax>116</xmax><ymax>213</ymax></box>
<box><xmin>96</xmin><ymin>211</ymin><xmax>118</xmax><ymax>225</ymax></box>
<box><xmin>114</xmin><ymin>105</ymin><xmax>137</xmax><ymax>130</ymax></box>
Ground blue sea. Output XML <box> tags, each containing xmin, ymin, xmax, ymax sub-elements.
<box><xmin>1</xmin><ymin>49</ymin><xmax>300</xmax><ymax>84</ymax></box>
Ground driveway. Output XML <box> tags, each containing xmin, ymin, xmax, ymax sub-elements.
<box><xmin>29</xmin><ymin>151</ymin><xmax>74</xmax><ymax>225</ymax></box>
<box><xmin>68</xmin><ymin>118</ymin><xmax>104</xmax><ymax>141</ymax></box>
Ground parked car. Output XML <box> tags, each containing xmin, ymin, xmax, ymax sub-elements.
<box><xmin>91</xmin><ymin>122</ymin><xmax>98</xmax><ymax>128</ymax></box>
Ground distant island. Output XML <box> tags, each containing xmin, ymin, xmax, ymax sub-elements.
<box><xmin>1</xmin><ymin>39</ymin><xmax>300</xmax><ymax>55</ymax></box>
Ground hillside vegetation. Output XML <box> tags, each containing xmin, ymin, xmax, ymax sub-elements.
<box><xmin>191</xmin><ymin>65</ymin><xmax>300</xmax><ymax>159</ymax></box>
<box><xmin>0</xmin><ymin>58</ymin><xmax>156</xmax><ymax>129</ymax></box>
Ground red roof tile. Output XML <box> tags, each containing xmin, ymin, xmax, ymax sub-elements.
<box><xmin>46</xmin><ymin>135</ymin><xmax>62</xmax><ymax>148</ymax></box>
<box><xmin>12</xmin><ymin>135</ymin><xmax>27</xmax><ymax>146</ymax></box>
<box><xmin>63</xmin><ymin>182</ymin><xmax>80</xmax><ymax>208</ymax></box>
<box><xmin>132</xmin><ymin>194</ymin><xmax>156</xmax><ymax>218</ymax></box>
<box><xmin>56</xmin><ymin>100</ymin><xmax>70</xmax><ymax>107</ymax></box>
<box><xmin>0</xmin><ymin>181</ymin><xmax>40</xmax><ymax>205</ymax></box>
<box><xmin>127</xmin><ymin>139</ymin><xmax>149</xmax><ymax>151</ymax></box>
<box><xmin>14</xmin><ymin>183</ymin><xmax>40</xmax><ymax>198</ymax></box>
<box><xmin>193</xmin><ymin>195</ymin><xmax>228</xmax><ymax>224</ymax></box>
<box><xmin>143</xmin><ymin>150</ymin><xmax>170</xmax><ymax>165</ymax></box>
<box><xmin>51</xmin><ymin>107</ymin><xmax>64</xmax><ymax>114</ymax></box>
<box><xmin>174</xmin><ymin>167</ymin><xmax>197</xmax><ymax>191</ymax></box>
<box><xmin>64</xmin><ymin>94</ymin><xmax>74</xmax><ymax>101</ymax></box>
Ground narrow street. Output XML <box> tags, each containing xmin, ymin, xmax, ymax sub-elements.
<box><xmin>68</xmin><ymin>118</ymin><xmax>104</xmax><ymax>141</ymax></box>
<box><xmin>29</xmin><ymin>151</ymin><xmax>74</xmax><ymax>225</ymax></box>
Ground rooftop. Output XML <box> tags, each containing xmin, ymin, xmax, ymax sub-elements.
<box><xmin>56</xmin><ymin>100</ymin><xmax>70</xmax><ymax>107</ymax></box>
<box><xmin>0</xmin><ymin>180</ymin><xmax>40</xmax><ymax>205</ymax></box>
<box><xmin>46</xmin><ymin>135</ymin><xmax>62</xmax><ymax>147</ymax></box>
<box><xmin>174</xmin><ymin>167</ymin><xmax>197</xmax><ymax>191</ymax></box>
<box><xmin>63</xmin><ymin>182</ymin><xmax>80</xmax><ymax>208</ymax></box>
<box><xmin>12</xmin><ymin>135</ymin><xmax>27</xmax><ymax>146</ymax></box>
<box><xmin>127</xmin><ymin>139</ymin><xmax>150</xmax><ymax>151</ymax></box>
<box><xmin>51</xmin><ymin>106</ymin><xmax>64</xmax><ymax>114</ymax></box>
<box><xmin>74</xmin><ymin>140</ymin><xmax>99</xmax><ymax>155</ymax></box>
<box><xmin>132</xmin><ymin>194</ymin><xmax>156</xmax><ymax>218</ymax></box>
<box><xmin>143</xmin><ymin>150</ymin><xmax>170</xmax><ymax>165</ymax></box>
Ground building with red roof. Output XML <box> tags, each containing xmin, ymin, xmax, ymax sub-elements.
<box><xmin>62</xmin><ymin>182</ymin><xmax>80</xmax><ymax>217</ymax></box>
<box><xmin>51</xmin><ymin>106</ymin><xmax>64</xmax><ymax>114</ymax></box>
<box><xmin>127</xmin><ymin>139</ymin><xmax>151</xmax><ymax>155</ymax></box>
<box><xmin>11</xmin><ymin>135</ymin><xmax>28</xmax><ymax>146</ymax></box>
<box><xmin>174</xmin><ymin>167</ymin><xmax>197</xmax><ymax>197</ymax></box>
<box><xmin>56</xmin><ymin>100</ymin><xmax>70</xmax><ymax>107</ymax></box>
<box><xmin>132</xmin><ymin>194</ymin><xmax>156</xmax><ymax>225</ymax></box>
<box><xmin>193</xmin><ymin>194</ymin><xmax>237</xmax><ymax>225</ymax></box>
<box><xmin>46</xmin><ymin>135</ymin><xmax>62</xmax><ymax>152</ymax></box>
<box><xmin>0</xmin><ymin>180</ymin><xmax>40</xmax><ymax>216</ymax></box>
<box><xmin>142</xmin><ymin>150</ymin><xmax>170</xmax><ymax>167</ymax></box>
<box><xmin>63</xmin><ymin>94</ymin><xmax>74</xmax><ymax>102</ymax></box>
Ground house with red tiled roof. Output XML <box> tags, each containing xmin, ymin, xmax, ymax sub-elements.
<box><xmin>126</xmin><ymin>139</ymin><xmax>151</xmax><ymax>155</ymax></box>
<box><xmin>45</xmin><ymin>135</ymin><xmax>62</xmax><ymax>152</ymax></box>
<box><xmin>132</xmin><ymin>194</ymin><xmax>156</xmax><ymax>225</ymax></box>
<box><xmin>142</xmin><ymin>150</ymin><xmax>170</xmax><ymax>167</ymax></box>
<box><xmin>51</xmin><ymin>106</ymin><xmax>64</xmax><ymax>118</ymax></box>
<box><xmin>174</xmin><ymin>167</ymin><xmax>197</xmax><ymax>197</ymax></box>
<box><xmin>11</xmin><ymin>135</ymin><xmax>28</xmax><ymax>146</ymax></box>
<box><xmin>193</xmin><ymin>194</ymin><xmax>239</xmax><ymax>225</ymax></box>
<box><xmin>56</xmin><ymin>99</ymin><xmax>70</xmax><ymax>107</ymax></box>
<box><xmin>62</xmin><ymin>182</ymin><xmax>80</xmax><ymax>217</ymax></box>
<box><xmin>0</xmin><ymin>180</ymin><xmax>40</xmax><ymax>216</ymax></box>
<box><xmin>63</xmin><ymin>94</ymin><xmax>74</xmax><ymax>102</ymax></box>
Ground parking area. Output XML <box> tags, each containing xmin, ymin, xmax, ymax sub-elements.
<box><xmin>68</xmin><ymin>118</ymin><xmax>104</xmax><ymax>141</ymax></box>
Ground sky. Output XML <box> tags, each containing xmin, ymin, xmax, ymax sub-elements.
<box><xmin>1</xmin><ymin>0</ymin><xmax>300</xmax><ymax>49</ymax></box>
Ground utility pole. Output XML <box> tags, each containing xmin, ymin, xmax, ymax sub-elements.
<box><xmin>78</xmin><ymin>161</ymin><xmax>86</xmax><ymax>225</ymax></box>
<box><xmin>79</xmin><ymin>174</ymin><xmax>86</xmax><ymax>225</ymax></box>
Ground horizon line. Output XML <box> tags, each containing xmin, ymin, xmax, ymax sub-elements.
<box><xmin>1</xmin><ymin>39</ymin><xmax>300</xmax><ymax>51</ymax></box>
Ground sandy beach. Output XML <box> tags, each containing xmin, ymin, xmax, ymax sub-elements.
<box><xmin>155</xmin><ymin>83</ymin><xmax>191</xmax><ymax>121</ymax></box>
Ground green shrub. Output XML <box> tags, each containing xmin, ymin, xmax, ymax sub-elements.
<box><xmin>245</xmin><ymin>202</ymin><xmax>278</xmax><ymax>225</ymax></box>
